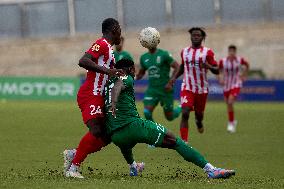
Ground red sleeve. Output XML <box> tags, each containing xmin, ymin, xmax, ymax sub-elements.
<box><xmin>240</xmin><ymin>57</ymin><xmax>249</xmax><ymax>68</ymax></box>
<box><xmin>180</xmin><ymin>49</ymin><xmax>185</xmax><ymax>65</ymax></box>
<box><xmin>86</xmin><ymin>39</ymin><xmax>108</xmax><ymax>60</ymax></box>
<box><xmin>219</xmin><ymin>59</ymin><xmax>223</xmax><ymax>69</ymax></box>
<box><xmin>206</xmin><ymin>49</ymin><xmax>217</xmax><ymax>66</ymax></box>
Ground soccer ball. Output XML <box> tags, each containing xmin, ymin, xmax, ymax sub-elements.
<box><xmin>139</xmin><ymin>27</ymin><xmax>160</xmax><ymax>49</ymax></box>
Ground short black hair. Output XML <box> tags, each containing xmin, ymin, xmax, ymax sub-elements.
<box><xmin>188</xmin><ymin>27</ymin><xmax>207</xmax><ymax>39</ymax></box>
<box><xmin>115</xmin><ymin>59</ymin><xmax>134</xmax><ymax>69</ymax></box>
<box><xmin>102</xmin><ymin>18</ymin><xmax>119</xmax><ymax>34</ymax></box>
<box><xmin>228</xmin><ymin>45</ymin><xmax>237</xmax><ymax>51</ymax></box>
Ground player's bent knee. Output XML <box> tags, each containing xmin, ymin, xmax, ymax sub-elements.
<box><xmin>161</xmin><ymin>132</ymin><xmax>177</xmax><ymax>149</ymax></box>
<box><xmin>182</xmin><ymin>109</ymin><xmax>190</xmax><ymax>120</ymax></box>
<box><xmin>182</xmin><ymin>107</ymin><xmax>190</xmax><ymax>114</ymax></box>
<box><xmin>228</xmin><ymin>101</ymin><xmax>234</xmax><ymax>106</ymax></box>
<box><xmin>87</xmin><ymin>119</ymin><xmax>103</xmax><ymax>136</ymax></box>
<box><xmin>144</xmin><ymin>105</ymin><xmax>155</xmax><ymax>111</ymax></box>
<box><xmin>228</xmin><ymin>95</ymin><xmax>235</xmax><ymax>105</ymax></box>
<box><xmin>166</xmin><ymin>116</ymin><xmax>174</xmax><ymax>121</ymax></box>
<box><xmin>227</xmin><ymin>99</ymin><xmax>234</xmax><ymax>105</ymax></box>
<box><xmin>87</xmin><ymin>118</ymin><xmax>111</xmax><ymax>144</ymax></box>
<box><xmin>165</xmin><ymin>112</ymin><xmax>174</xmax><ymax>121</ymax></box>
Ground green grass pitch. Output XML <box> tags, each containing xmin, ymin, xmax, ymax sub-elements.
<box><xmin>0</xmin><ymin>100</ymin><xmax>283</xmax><ymax>189</ymax></box>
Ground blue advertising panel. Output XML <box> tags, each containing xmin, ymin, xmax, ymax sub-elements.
<box><xmin>134</xmin><ymin>79</ymin><xmax>284</xmax><ymax>101</ymax></box>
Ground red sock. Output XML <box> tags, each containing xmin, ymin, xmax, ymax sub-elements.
<box><xmin>180</xmin><ymin>127</ymin><xmax>189</xmax><ymax>142</ymax></box>
<box><xmin>72</xmin><ymin>132</ymin><xmax>106</xmax><ymax>166</ymax></box>
<box><xmin>228</xmin><ymin>111</ymin><xmax>234</xmax><ymax>123</ymax></box>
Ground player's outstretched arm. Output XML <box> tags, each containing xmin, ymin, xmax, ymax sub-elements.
<box><xmin>110</xmin><ymin>78</ymin><xmax>126</xmax><ymax>117</ymax></box>
<box><xmin>171</xmin><ymin>63</ymin><xmax>184</xmax><ymax>82</ymax></box>
<box><xmin>240</xmin><ymin>59</ymin><xmax>249</xmax><ymax>81</ymax></box>
<box><xmin>203</xmin><ymin>59</ymin><xmax>219</xmax><ymax>75</ymax></box>
<box><xmin>205</xmin><ymin>50</ymin><xmax>219</xmax><ymax>75</ymax></box>
<box><xmin>136</xmin><ymin>68</ymin><xmax>146</xmax><ymax>80</ymax></box>
<box><xmin>171</xmin><ymin>49</ymin><xmax>185</xmax><ymax>82</ymax></box>
<box><xmin>206</xmin><ymin>63</ymin><xmax>219</xmax><ymax>75</ymax></box>
<box><xmin>217</xmin><ymin>60</ymin><xmax>224</xmax><ymax>85</ymax></box>
<box><xmin>170</xmin><ymin>61</ymin><xmax>180</xmax><ymax>80</ymax></box>
<box><xmin>218</xmin><ymin>69</ymin><xmax>224</xmax><ymax>85</ymax></box>
<box><xmin>165</xmin><ymin>61</ymin><xmax>179</xmax><ymax>91</ymax></box>
<box><xmin>79</xmin><ymin>53</ymin><xmax>124</xmax><ymax>77</ymax></box>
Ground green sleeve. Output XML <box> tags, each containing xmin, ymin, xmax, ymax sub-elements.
<box><xmin>120</xmin><ymin>75</ymin><xmax>133</xmax><ymax>89</ymax></box>
<box><xmin>113</xmin><ymin>51</ymin><xmax>119</xmax><ymax>61</ymax></box>
<box><xmin>165</xmin><ymin>51</ymin><xmax>175</xmax><ymax>65</ymax></box>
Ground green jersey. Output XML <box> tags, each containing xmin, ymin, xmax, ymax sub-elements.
<box><xmin>105</xmin><ymin>75</ymin><xmax>139</xmax><ymax>133</ymax></box>
<box><xmin>140</xmin><ymin>49</ymin><xmax>174</xmax><ymax>89</ymax></box>
<box><xmin>114</xmin><ymin>50</ymin><xmax>133</xmax><ymax>62</ymax></box>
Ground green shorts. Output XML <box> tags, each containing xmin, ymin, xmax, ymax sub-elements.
<box><xmin>143</xmin><ymin>88</ymin><xmax>174</xmax><ymax>112</ymax></box>
<box><xmin>111</xmin><ymin>118</ymin><xmax>168</xmax><ymax>149</ymax></box>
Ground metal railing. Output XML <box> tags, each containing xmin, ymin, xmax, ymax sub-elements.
<box><xmin>0</xmin><ymin>0</ymin><xmax>283</xmax><ymax>38</ymax></box>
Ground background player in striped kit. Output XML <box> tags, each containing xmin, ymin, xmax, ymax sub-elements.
<box><xmin>218</xmin><ymin>45</ymin><xmax>249</xmax><ymax>133</ymax></box>
<box><xmin>171</xmin><ymin>27</ymin><xmax>219</xmax><ymax>143</ymax></box>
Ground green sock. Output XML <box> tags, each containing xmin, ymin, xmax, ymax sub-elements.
<box><xmin>144</xmin><ymin>109</ymin><xmax>154</xmax><ymax>121</ymax></box>
<box><xmin>174</xmin><ymin>138</ymin><xmax>208</xmax><ymax>168</ymax></box>
<box><xmin>173</xmin><ymin>106</ymin><xmax>182</xmax><ymax>118</ymax></box>
<box><xmin>165</xmin><ymin>106</ymin><xmax>182</xmax><ymax>121</ymax></box>
<box><xmin>120</xmin><ymin>148</ymin><xmax>134</xmax><ymax>164</ymax></box>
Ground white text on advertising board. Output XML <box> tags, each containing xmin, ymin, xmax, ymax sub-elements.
<box><xmin>0</xmin><ymin>82</ymin><xmax>74</xmax><ymax>96</ymax></box>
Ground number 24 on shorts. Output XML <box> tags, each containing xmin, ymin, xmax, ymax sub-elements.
<box><xmin>89</xmin><ymin>105</ymin><xmax>102</xmax><ymax>115</ymax></box>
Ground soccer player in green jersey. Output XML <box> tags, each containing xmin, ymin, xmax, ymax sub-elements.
<box><xmin>114</xmin><ymin>36</ymin><xmax>133</xmax><ymax>61</ymax></box>
<box><xmin>136</xmin><ymin>40</ymin><xmax>181</xmax><ymax>122</ymax></box>
<box><xmin>104</xmin><ymin>59</ymin><xmax>235</xmax><ymax>178</ymax></box>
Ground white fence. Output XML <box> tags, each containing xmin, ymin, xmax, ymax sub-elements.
<box><xmin>0</xmin><ymin>0</ymin><xmax>284</xmax><ymax>38</ymax></box>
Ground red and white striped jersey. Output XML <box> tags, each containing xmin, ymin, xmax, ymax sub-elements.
<box><xmin>181</xmin><ymin>46</ymin><xmax>217</xmax><ymax>94</ymax></box>
<box><xmin>79</xmin><ymin>38</ymin><xmax>115</xmax><ymax>97</ymax></box>
<box><xmin>219</xmin><ymin>56</ymin><xmax>249</xmax><ymax>92</ymax></box>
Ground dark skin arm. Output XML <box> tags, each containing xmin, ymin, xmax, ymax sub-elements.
<box><xmin>110</xmin><ymin>78</ymin><xmax>125</xmax><ymax>117</ymax></box>
<box><xmin>79</xmin><ymin>53</ymin><xmax>124</xmax><ymax>77</ymax></box>
<box><xmin>165</xmin><ymin>61</ymin><xmax>179</xmax><ymax>91</ymax></box>
<box><xmin>218</xmin><ymin>68</ymin><xmax>225</xmax><ymax>86</ymax></box>
<box><xmin>168</xmin><ymin>63</ymin><xmax>184</xmax><ymax>85</ymax></box>
<box><xmin>203</xmin><ymin>52</ymin><xmax>219</xmax><ymax>75</ymax></box>
<box><xmin>240</xmin><ymin>63</ymin><xmax>249</xmax><ymax>81</ymax></box>
<box><xmin>203</xmin><ymin>62</ymin><xmax>219</xmax><ymax>75</ymax></box>
<box><xmin>136</xmin><ymin>68</ymin><xmax>146</xmax><ymax>80</ymax></box>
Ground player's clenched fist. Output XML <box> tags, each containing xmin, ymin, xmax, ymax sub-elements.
<box><xmin>108</xmin><ymin>68</ymin><xmax>124</xmax><ymax>77</ymax></box>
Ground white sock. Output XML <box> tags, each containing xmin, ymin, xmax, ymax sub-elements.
<box><xmin>69</xmin><ymin>164</ymin><xmax>79</xmax><ymax>172</ymax></box>
<box><xmin>203</xmin><ymin>163</ymin><xmax>215</xmax><ymax>172</ymax></box>
<box><xmin>68</xmin><ymin>149</ymin><xmax>76</xmax><ymax>157</ymax></box>
<box><xmin>130</xmin><ymin>161</ymin><xmax>137</xmax><ymax>168</ymax></box>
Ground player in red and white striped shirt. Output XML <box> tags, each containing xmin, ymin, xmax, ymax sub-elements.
<box><xmin>63</xmin><ymin>18</ymin><xmax>124</xmax><ymax>178</ymax></box>
<box><xmin>218</xmin><ymin>45</ymin><xmax>249</xmax><ymax>133</ymax></box>
<box><xmin>170</xmin><ymin>28</ymin><xmax>219</xmax><ymax>142</ymax></box>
